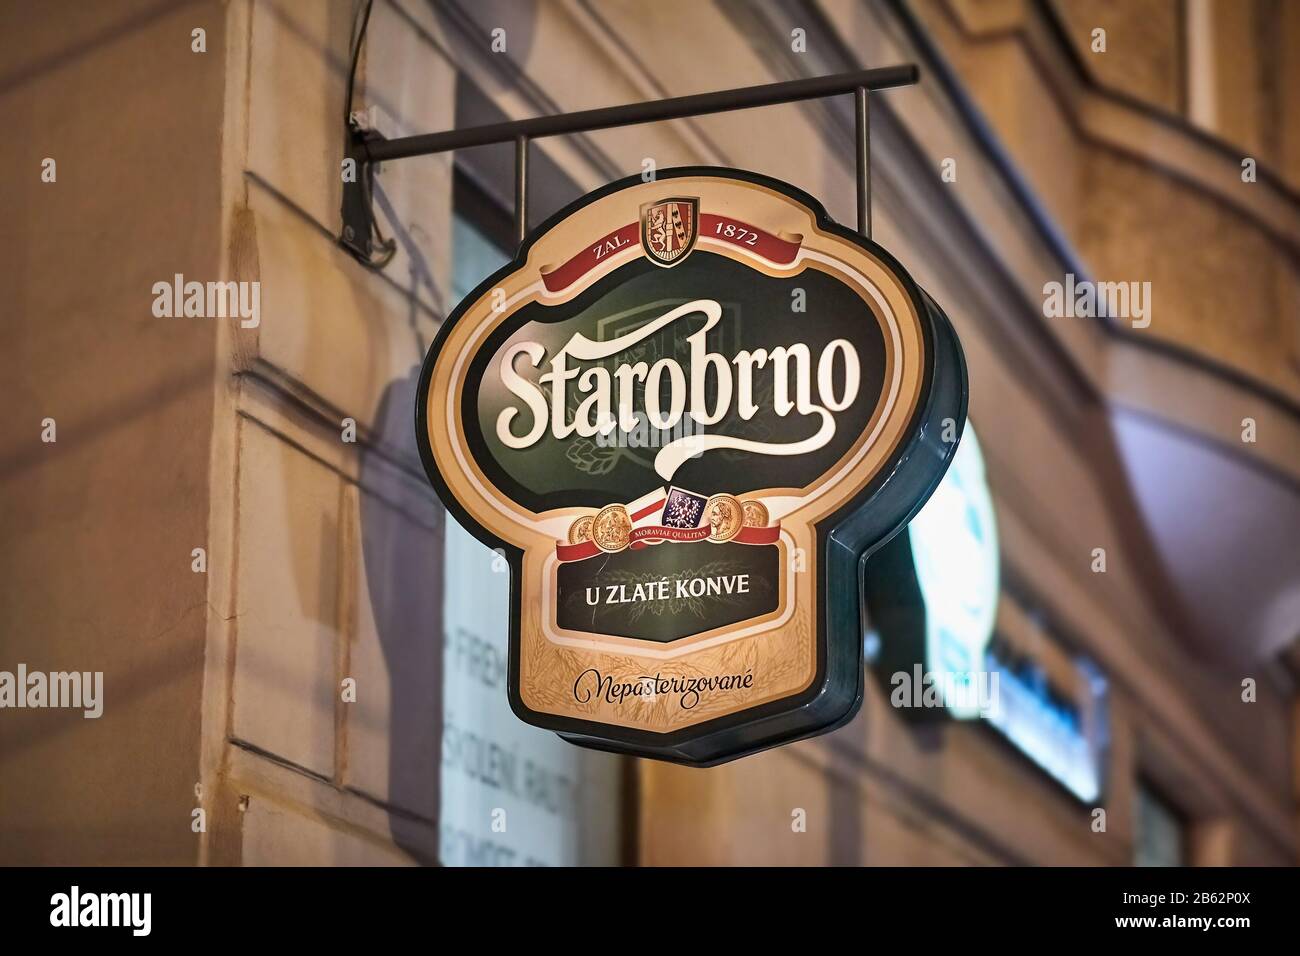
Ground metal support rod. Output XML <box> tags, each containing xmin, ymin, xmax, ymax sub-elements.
<box><xmin>364</xmin><ymin>65</ymin><xmax>918</xmax><ymax>163</ymax></box>
<box><xmin>341</xmin><ymin>64</ymin><xmax>918</xmax><ymax>265</ymax></box>
<box><xmin>515</xmin><ymin>134</ymin><xmax>529</xmax><ymax>244</ymax></box>
<box><xmin>855</xmin><ymin>86</ymin><xmax>871</xmax><ymax>240</ymax></box>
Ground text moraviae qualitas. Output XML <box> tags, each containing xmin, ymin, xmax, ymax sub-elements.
<box><xmin>494</xmin><ymin>300</ymin><xmax>863</xmax><ymax>480</ymax></box>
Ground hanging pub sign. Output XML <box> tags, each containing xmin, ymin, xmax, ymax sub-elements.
<box><xmin>416</xmin><ymin>168</ymin><xmax>967</xmax><ymax>765</ymax></box>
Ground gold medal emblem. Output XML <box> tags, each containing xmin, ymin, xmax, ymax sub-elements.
<box><xmin>705</xmin><ymin>494</ymin><xmax>744</xmax><ymax>542</ymax></box>
<box><xmin>591</xmin><ymin>505</ymin><xmax>632</xmax><ymax>552</ymax></box>
<box><xmin>740</xmin><ymin>500</ymin><xmax>769</xmax><ymax>528</ymax></box>
<box><xmin>567</xmin><ymin>515</ymin><xmax>595</xmax><ymax>545</ymax></box>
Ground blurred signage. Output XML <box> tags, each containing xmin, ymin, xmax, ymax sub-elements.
<box><xmin>908</xmin><ymin>427</ymin><xmax>999</xmax><ymax>718</ymax></box>
<box><xmin>863</xmin><ymin>424</ymin><xmax>997</xmax><ymax>719</ymax></box>
<box><xmin>983</xmin><ymin>635</ymin><xmax>1107</xmax><ymax>803</ymax></box>
<box><xmin>417</xmin><ymin>168</ymin><xmax>968</xmax><ymax>765</ymax></box>
<box><xmin>863</xmin><ymin>426</ymin><xmax>1108</xmax><ymax>799</ymax></box>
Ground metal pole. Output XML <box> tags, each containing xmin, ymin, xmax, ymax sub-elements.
<box><xmin>855</xmin><ymin>86</ymin><xmax>871</xmax><ymax>240</ymax></box>
<box><xmin>365</xmin><ymin>65</ymin><xmax>918</xmax><ymax>163</ymax></box>
<box><xmin>515</xmin><ymin>134</ymin><xmax>529</xmax><ymax>244</ymax></box>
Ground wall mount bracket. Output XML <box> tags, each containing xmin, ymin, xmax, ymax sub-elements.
<box><xmin>339</xmin><ymin>64</ymin><xmax>920</xmax><ymax>267</ymax></box>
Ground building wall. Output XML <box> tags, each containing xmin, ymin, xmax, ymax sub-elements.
<box><xmin>0</xmin><ymin>0</ymin><xmax>226</xmax><ymax>864</ymax></box>
<box><xmin>930</xmin><ymin>0</ymin><xmax>1300</xmax><ymax>406</ymax></box>
<box><xmin>2</xmin><ymin>0</ymin><xmax>1294</xmax><ymax>867</ymax></box>
<box><xmin>195</xmin><ymin>0</ymin><xmax>627</xmax><ymax>865</ymax></box>
<box><xmin>906</xmin><ymin>0</ymin><xmax>1299</xmax><ymax>791</ymax></box>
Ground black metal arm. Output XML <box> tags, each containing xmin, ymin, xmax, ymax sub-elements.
<box><xmin>341</xmin><ymin>65</ymin><xmax>920</xmax><ymax>264</ymax></box>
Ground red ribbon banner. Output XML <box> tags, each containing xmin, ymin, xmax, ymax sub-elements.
<box><xmin>540</xmin><ymin>223</ymin><xmax>639</xmax><ymax>293</ymax></box>
<box><xmin>698</xmin><ymin>215</ymin><xmax>802</xmax><ymax>264</ymax></box>
<box><xmin>539</xmin><ymin>215</ymin><xmax>802</xmax><ymax>294</ymax></box>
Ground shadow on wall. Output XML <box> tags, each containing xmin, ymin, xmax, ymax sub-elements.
<box><xmin>358</xmin><ymin>361</ymin><xmax>445</xmax><ymax>865</ymax></box>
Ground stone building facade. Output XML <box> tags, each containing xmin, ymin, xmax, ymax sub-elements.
<box><xmin>3</xmin><ymin>0</ymin><xmax>1297</xmax><ymax>865</ymax></box>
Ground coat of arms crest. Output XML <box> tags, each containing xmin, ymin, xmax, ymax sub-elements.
<box><xmin>640</xmin><ymin>197</ymin><xmax>699</xmax><ymax>266</ymax></box>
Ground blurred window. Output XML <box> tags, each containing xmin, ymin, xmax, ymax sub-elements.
<box><xmin>450</xmin><ymin>206</ymin><xmax>509</xmax><ymax>302</ymax></box>
<box><xmin>1134</xmin><ymin>781</ymin><xmax>1186</xmax><ymax>867</ymax></box>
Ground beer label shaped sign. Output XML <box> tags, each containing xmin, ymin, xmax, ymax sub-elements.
<box><xmin>417</xmin><ymin>168</ymin><xmax>967</xmax><ymax>765</ymax></box>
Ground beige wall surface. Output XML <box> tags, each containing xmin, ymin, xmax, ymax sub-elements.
<box><xmin>192</xmin><ymin>0</ymin><xmax>627</xmax><ymax>866</ymax></box>
<box><xmin>0</xmin><ymin>0</ymin><xmax>227</xmax><ymax>864</ymax></box>
<box><xmin>0</xmin><ymin>0</ymin><xmax>1295</xmax><ymax>868</ymax></box>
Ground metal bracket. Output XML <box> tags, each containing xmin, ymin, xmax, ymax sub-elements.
<box><xmin>339</xmin><ymin>65</ymin><xmax>918</xmax><ymax>266</ymax></box>
<box><xmin>340</xmin><ymin>120</ymin><xmax>388</xmax><ymax>262</ymax></box>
